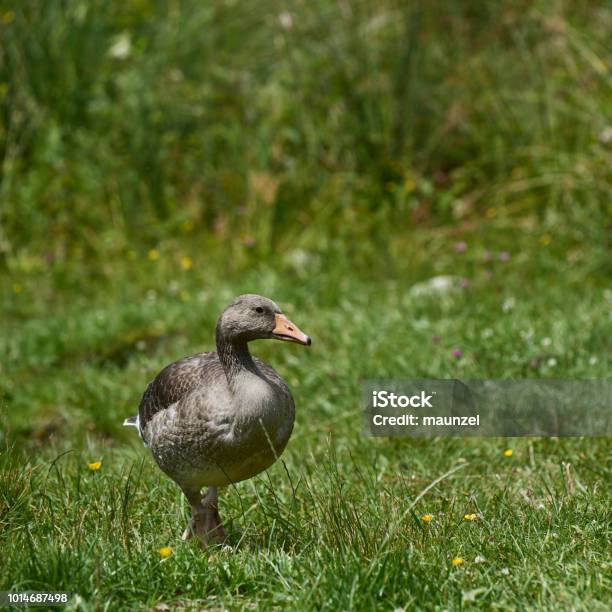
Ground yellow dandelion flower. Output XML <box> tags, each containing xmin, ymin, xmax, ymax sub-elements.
<box><xmin>404</xmin><ymin>178</ymin><xmax>417</xmax><ymax>193</ymax></box>
<box><xmin>464</xmin><ymin>513</ymin><xmax>477</xmax><ymax>521</ymax></box>
<box><xmin>421</xmin><ymin>514</ymin><xmax>433</xmax><ymax>523</ymax></box>
<box><xmin>148</xmin><ymin>249</ymin><xmax>160</xmax><ymax>261</ymax></box>
<box><xmin>12</xmin><ymin>282</ymin><xmax>22</xmax><ymax>294</ymax></box>
<box><xmin>182</xmin><ymin>219</ymin><xmax>195</xmax><ymax>233</ymax></box>
<box><xmin>88</xmin><ymin>461</ymin><xmax>102</xmax><ymax>471</ymax></box>
<box><xmin>452</xmin><ymin>557</ymin><xmax>464</xmax><ymax>566</ymax></box>
<box><xmin>539</xmin><ymin>234</ymin><xmax>552</xmax><ymax>246</ymax></box>
<box><xmin>180</xmin><ymin>256</ymin><xmax>193</xmax><ymax>271</ymax></box>
<box><xmin>486</xmin><ymin>207</ymin><xmax>497</xmax><ymax>219</ymax></box>
<box><xmin>158</xmin><ymin>546</ymin><xmax>172</xmax><ymax>558</ymax></box>
<box><xmin>503</xmin><ymin>449</ymin><xmax>513</xmax><ymax>457</ymax></box>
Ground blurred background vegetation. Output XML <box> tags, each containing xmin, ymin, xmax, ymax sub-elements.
<box><xmin>0</xmin><ymin>0</ymin><xmax>610</xmax><ymax>438</ymax></box>
<box><xmin>1</xmin><ymin>0</ymin><xmax>609</xmax><ymax>281</ymax></box>
<box><xmin>0</xmin><ymin>3</ymin><xmax>610</xmax><ymax>606</ymax></box>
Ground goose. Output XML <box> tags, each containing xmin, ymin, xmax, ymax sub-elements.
<box><xmin>124</xmin><ymin>294</ymin><xmax>311</xmax><ymax>545</ymax></box>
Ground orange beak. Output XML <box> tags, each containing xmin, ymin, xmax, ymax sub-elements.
<box><xmin>273</xmin><ymin>313</ymin><xmax>311</xmax><ymax>346</ymax></box>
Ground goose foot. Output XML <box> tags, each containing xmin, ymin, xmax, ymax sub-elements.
<box><xmin>181</xmin><ymin>486</ymin><xmax>226</xmax><ymax>546</ymax></box>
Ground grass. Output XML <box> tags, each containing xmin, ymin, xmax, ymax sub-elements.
<box><xmin>1</xmin><ymin>1</ymin><xmax>610</xmax><ymax>258</ymax></box>
<box><xmin>1</xmin><ymin>229</ymin><xmax>610</xmax><ymax>609</ymax></box>
<box><xmin>1</xmin><ymin>0</ymin><xmax>611</xmax><ymax>608</ymax></box>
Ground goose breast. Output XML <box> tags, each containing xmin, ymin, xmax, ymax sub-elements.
<box><xmin>143</xmin><ymin>356</ymin><xmax>295</xmax><ymax>488</ymax></box>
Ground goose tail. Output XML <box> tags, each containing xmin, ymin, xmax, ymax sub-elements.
<box><xmin>123</xmin><ymin>415</ymin><xmax>139</xmax><ymax>428</ymax></box>
<box><xmin>123</xmin><ymin>414</ymin><xmax>148</xmax><ymax>447</ymax></box>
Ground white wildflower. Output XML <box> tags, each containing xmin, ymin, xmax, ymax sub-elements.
<box><xmin>279</xmin><ymin>11</ymin><xmax>293</xmax><ymax>30</ymax></box>
<box><xmin>108</xmin><ymin>32</ymin><xmax>131</xmax><ymax>59</ymax></box>
<box><xmin>502</xmin><ymin>297</ymin><xmax>515</xmax><ymax>312</ymax></box>
<box><xmin>599</xmin><ymin>126</ymin><xmax>612</xmax><ymax>144</ymax></box>
<box><xmin>410</xmin><ymin>275</ymin><xmax>461</xmax><ymax>297</ymax></box>
<box><xmin>287</xmin><ymin>249</ymin><xmax>311</xmax><ymax>268</ymax></box>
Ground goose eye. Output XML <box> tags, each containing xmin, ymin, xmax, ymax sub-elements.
<box><xmin>255</xmin><ymin>307</ymin><xmax>264</xmax><ymax>314</ymax></box>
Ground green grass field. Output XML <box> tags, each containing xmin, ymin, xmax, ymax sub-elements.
<box><xmin>1</xmin><ymin>0</ymin><xmax>611</xmax><ymax>609</ymax></box>
<box><xmin>2</xmin><ymin>235</ymin><xmax>610</xmax><ymax>609</ymax></box>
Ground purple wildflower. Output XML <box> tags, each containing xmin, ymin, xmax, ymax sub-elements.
<box><xmin>242</xmin><ymin>235</ymin><xmax>256</xmax><ymax>248</ymax></box>
<box><xmin>454</xmin><ymin>241</ymin><xmax>468</xmax><ymax>253</ymax></box>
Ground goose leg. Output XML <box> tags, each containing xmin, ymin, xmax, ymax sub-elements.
<box><xmin>180</xmin><ymin>485</ymin><xmax>204</xmax><ymax>542</ymax></box>
<box><xmin>180</xmin><ymin>485</ymin><xmax>225</xmax><ymax>545</ymax></box>
<box><xmin>201</xmin><ymin>486</ymin><xmax>226</xmax><ymax>544</ymax></box>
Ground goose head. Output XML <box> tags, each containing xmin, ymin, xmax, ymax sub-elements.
<box><xmin>217</xmin><ymin>294</ymin><xmax>311</xmax><ymax>346</ymax></box>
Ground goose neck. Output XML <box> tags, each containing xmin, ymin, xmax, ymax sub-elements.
<box><xmin>216</xmin><ymin>328</ymin><xmax>257</xmax><ymax>385</ymax></box>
